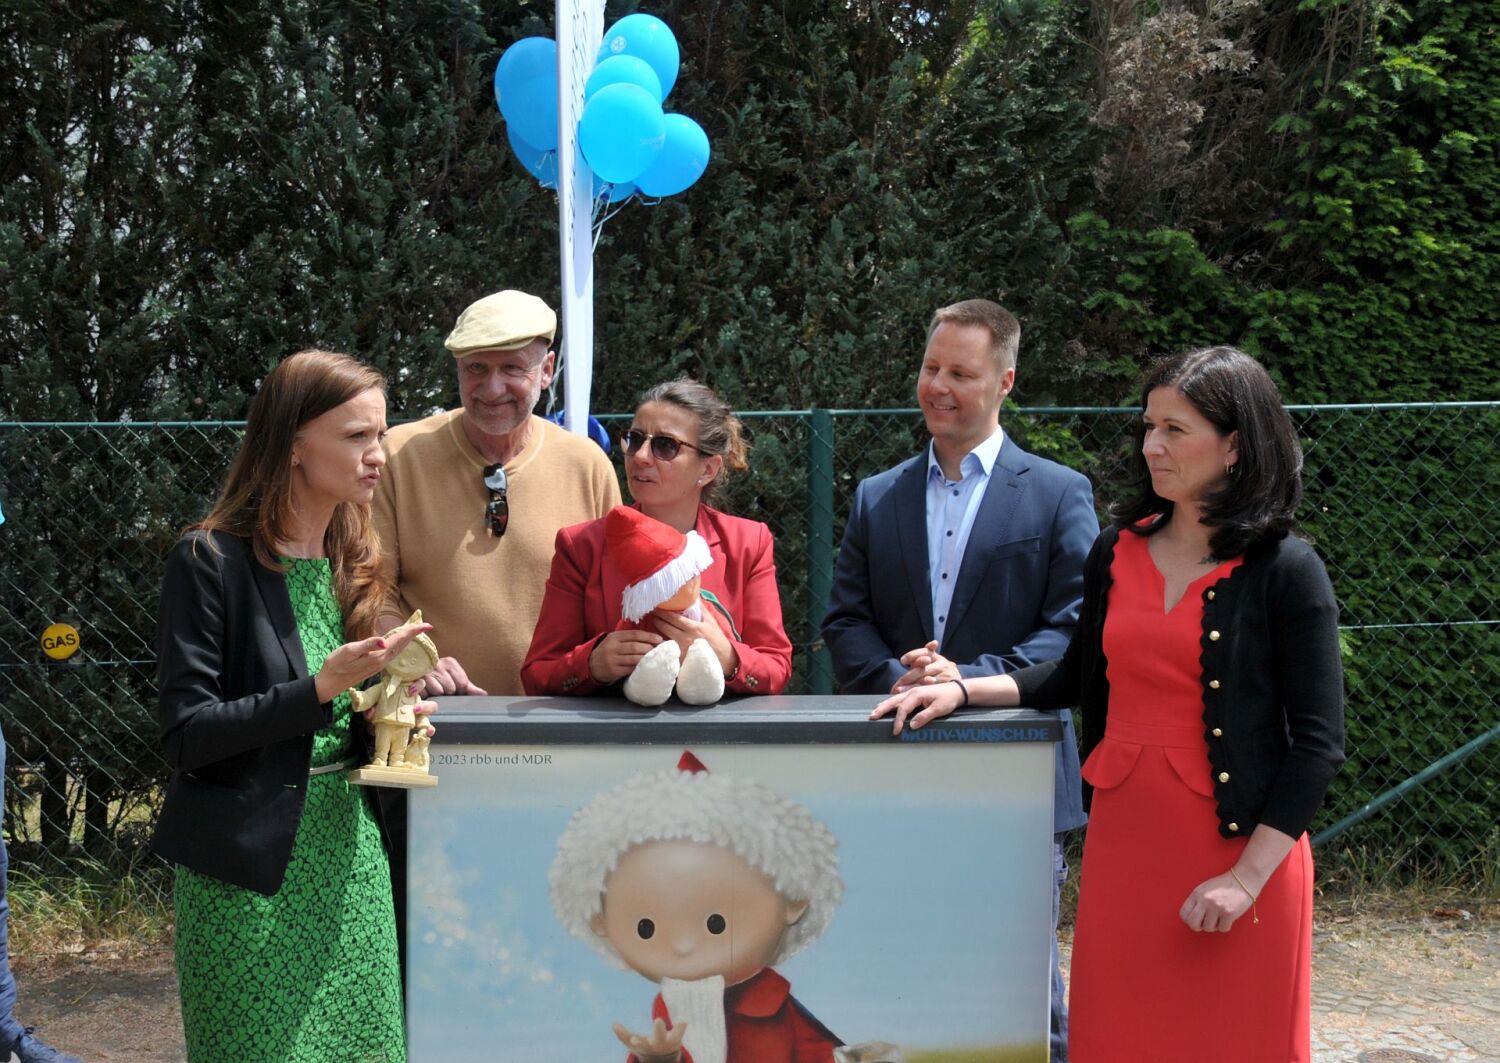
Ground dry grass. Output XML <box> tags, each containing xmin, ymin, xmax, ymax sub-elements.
<box><xmin>1314</xmin><ymin>886</ymin><xmax>1500</xmax><ymax>991</ymax></box>
<box><xmin>8</xmin><ymin>865</ymin><xmax>173</xmax><ymax>961</ymax></box>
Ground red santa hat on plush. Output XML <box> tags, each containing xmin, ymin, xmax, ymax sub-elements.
<box><xmin>606</xmin><ymin>505</ymin><xmax>714</xmax><ymax>623</ymax></box>
<box><xmin>548</xmin><ymin>750</ymin><xmax>844</xmax><ymax>969</ymax></box>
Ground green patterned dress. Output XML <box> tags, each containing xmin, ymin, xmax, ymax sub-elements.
<box><xmin>174</xmin><ymin>558</ymin><xmax>406</xmax><ymax>1063</ymax></box>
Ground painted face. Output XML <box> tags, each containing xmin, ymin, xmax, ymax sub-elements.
<box><xmin>916</xmin><ymin>322</ymin><xmax>1014</xmax><ymax>456</ymax></box>
<box><xmin>591</xmin><ymin>839</ymin><xmax>808</xmax><ymax>986</ymax></box>
<box><xmin>1141</xmin><ymin>386</ymin><xmax>1239</xmax><ymax>505</ymax></box>
<box><xmin>388</xmin><ymin>638</ymin><xmax>433</xmax><ymax>679</ymax></box>
<box><xmin>456</xmin><ymin>342</ymin><xmax>555</xmax><ymax>439</ymax></box>
<box><xmin>291</xmin><ymin>387</ymin><xmax>387</xmax><ymax>508</ymax></box>
<box><xmin>623</xmin><ymin>402</ymin><xmax>721</xmax><ymax>511</ymax></box>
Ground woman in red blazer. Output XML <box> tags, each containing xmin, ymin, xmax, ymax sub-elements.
<box><xmin>522</xmin><ymin>380</ymin><xmax>793</xmax><ymax>697</ymax></box>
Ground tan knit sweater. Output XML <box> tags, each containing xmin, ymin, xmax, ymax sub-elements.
<box><xmin>372</xmin><ymin>410</ymin><xmax>621</xmax><ymax>694</ymax></box>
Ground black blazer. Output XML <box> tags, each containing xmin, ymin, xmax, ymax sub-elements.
<box><xmin>1013</xmin><ymin>524</ymin><xmax>1346</xmax><ymax>840</ymax></box>
<box><xmin>151</xmin><ymin>530</ymin><xmax>369</xmax><ymax>895</ymax></box>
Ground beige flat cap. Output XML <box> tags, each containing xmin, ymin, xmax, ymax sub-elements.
<box><xmin>444</xmin><ymin>290</ymin><xmax>557</xmax><ymax>355</ymax></box>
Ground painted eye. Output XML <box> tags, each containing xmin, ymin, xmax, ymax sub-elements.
<box><xmin>706</xmin><ymin>914</ymin><xmax>726</xmax><ymax>934</ymax></box>
<box><xmin>636</xmin><ymin>919</ymin><xmax>655</xmax><ymax>940</ymax></box>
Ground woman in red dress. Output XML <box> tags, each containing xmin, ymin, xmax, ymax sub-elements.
<box><xmin>522</xmin><ymin>379</ymin><xmax>793</xmax><ymax>697</ymax></box>
<box><xmin>873</xmin><ymin>347</ymin><xmax>1345</xmax><ymax>1062</ymax></box>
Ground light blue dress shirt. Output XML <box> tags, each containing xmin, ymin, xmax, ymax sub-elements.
<box><xmin>926</xmin><ymin>426</ymin><xmax>1004</xmax><ymax>647</ymax></box>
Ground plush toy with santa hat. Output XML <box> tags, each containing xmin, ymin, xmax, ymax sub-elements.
<box><xmin>606</xmin><ymin>505</ymin><xmax>727</xmax><ymax>707</ymax></box>
<box><xmin>549</xmin><ymin>751</ymin><xmax>854</xmax><ymax>1063</ymax></box>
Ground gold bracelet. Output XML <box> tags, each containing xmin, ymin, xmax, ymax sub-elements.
<box><xmin>1228</xmin><ymin>867</ymin><xmax>1260</xmax><ymax>924</ymax></box>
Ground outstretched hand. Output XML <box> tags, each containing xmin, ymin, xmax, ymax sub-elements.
<box><xmin>611</xmin><ymin>1017</ymin><xmax>686</xmax><ymax>1063</ymax></box>
<box><xmin>870</xmin><ymin>681</ymin><xmax>965</xmax><ymax>734</ymax></box>
<box><xmin>315</xmin><ymin>619</ymin><xmax>434</xmax><ymax>704</ymax></box>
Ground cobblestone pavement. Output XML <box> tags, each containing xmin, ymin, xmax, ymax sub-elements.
<box><xmin>13</xmin><ymin>907</ymin><xmax>1499</xmax><ymax>1061</ymax></box>
<box><xmin>1305</xmin><ymin>906</ymin><xmax>1500</xmax><ymax>1063</ymax></box>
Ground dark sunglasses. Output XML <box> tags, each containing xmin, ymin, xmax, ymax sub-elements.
<box><xmin>482</xmin><ymin>463</ymin><xmax>509</xmax><ymax>537</ymax></box>
<box><xmin>620</xmin><ymin>429</ymin><xmax>707</xmax><ymax>462</ymax></box>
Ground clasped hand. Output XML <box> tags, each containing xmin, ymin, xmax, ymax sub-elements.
<box><xmin>652</xmin><ymin>609</ymin><xmax>737</xmax><ymax>674</ymax></box>
<box><xmin>589</xmin><ymin>611</ymin><xmax>737</xmax><ymax>684</ymax></box>
<box><xmin>892</xmin><ymin>640</ymin><xmax>960</xmax><ymax>693</ymax></box>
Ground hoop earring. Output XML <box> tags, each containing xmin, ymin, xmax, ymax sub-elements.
<box><xmin>1225</xmin><ymin>462</ymin><xmax>1237</xmax><ymax>476</ymax></box>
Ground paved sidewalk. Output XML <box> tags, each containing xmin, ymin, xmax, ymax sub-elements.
<box><xmin>1305</xmin><ymin>906</ymin><xmax>1500</xmax><ymax>1063</ymax></box>
<box><xmin>13</xmin><ymin>908</ymin><xmax>1499</xmax><ymax>1061</ymax></box>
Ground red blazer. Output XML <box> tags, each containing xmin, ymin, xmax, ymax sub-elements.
<box><xmin>628</xmin><ymin>968</ymin><xmax>840</xmax><ymax>1063</ymax></box>
<box><xmin>521</xmin><ymin>505</ymin><xmax>794</xmax><ymax>697</ymax></box>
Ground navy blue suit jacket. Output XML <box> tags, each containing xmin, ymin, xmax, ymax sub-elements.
<box><xmin>822</xmin><ymin>438</ymin><xmax>1098</xmax><ymax>831</ymax></box>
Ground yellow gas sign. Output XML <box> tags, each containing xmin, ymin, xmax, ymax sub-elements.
<box><xmin>41</xmin><ymin>623</ymin><xmax>80</xmax><ymax>661</ymax></box>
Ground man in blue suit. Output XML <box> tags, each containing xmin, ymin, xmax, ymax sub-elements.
<box><xmin>822</xmin><ymin>298</ymin><xmax>1097</xmax><ymax>1061</ymax></box>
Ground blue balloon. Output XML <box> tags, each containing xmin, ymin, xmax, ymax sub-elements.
<box><xmin>578</xmin><ymin>83</ymin><xmax>665</xmax><ymax>184</ymax></box>
<box><xmin>635</xmin><ymin>113</ymin><xmax>710</xmax><ymax>197</ymax></box>
<box><xmin>495</xmin><ymin>37</ymin><xmax>558</xmax><ymax>151</ymax></box>
<box><xmin>506</xmin><ymin>126</ymin><xmax>558</xmax><ymax>190</ymax></box>
<box><xmin>591</xmin><ymin>174</ymin><xmax>637</xmax><ymax>204</ymax></box>
<box><xmin>599</xmin><ymin>14</ymin><xmax>680</xmax><ymax>99</ymax></box>
<box><xmin>545</xmin><ymin>411</ymin><xmax>612</xmax><ymax>453</ymax></box>
<box><xmin>585</xmin><ymin>55</ymin><xmax>664</xmax><ymax>104</ymax></box>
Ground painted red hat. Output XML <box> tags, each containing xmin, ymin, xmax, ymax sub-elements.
<box><xmin>604</xmin><ymin>506</ymin><xmax>713</xmax><ymax>622</ymax></box>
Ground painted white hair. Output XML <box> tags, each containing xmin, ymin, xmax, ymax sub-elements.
<box><xmin>549</xmin><ymin>765</ymin><xmax>844</xmax><ymax>969</ymax></box>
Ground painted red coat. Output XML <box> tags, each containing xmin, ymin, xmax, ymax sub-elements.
<box><xmin>521</xmin><ymin>504</ymin><xmax>793</xmax><ymax>697</ymax></box>
<box><xmin>626</xmin><ymin>967</ymin><xmax>840</xmax><ymax>1063</ymax></box>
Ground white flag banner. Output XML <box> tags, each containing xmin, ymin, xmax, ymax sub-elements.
<box><xmin>556</xmin><ymin>0</ymin><xmax>607</xmax><ymax>436</ymax></box>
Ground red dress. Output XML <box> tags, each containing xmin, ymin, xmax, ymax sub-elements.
<box><xmin>1068</xmin><ymin>531</ymin><xmax>1313</xmax><ymax>1062</ymax></box>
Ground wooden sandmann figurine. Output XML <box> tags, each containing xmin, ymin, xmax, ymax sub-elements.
<box><xmin>347</xmin><ymin>610</ymin><xmax>439</xmax><ymax>789</ymax></box>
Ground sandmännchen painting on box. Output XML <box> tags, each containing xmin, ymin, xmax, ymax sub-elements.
<box><xmin>406</xmin><ymin>725</ymin><xmax>1055</xmax><ymax>1063</ymax></box>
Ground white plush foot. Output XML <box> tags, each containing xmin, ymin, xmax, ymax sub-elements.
<box><xmin>675</xmin><ymin>638</ymin><xmax>725</xmax><ymax>705</ymax></box>
<box><xmin>623</xmin><ymin>640</ymin><xmax>681</xmax><ymax>706</ymax></box>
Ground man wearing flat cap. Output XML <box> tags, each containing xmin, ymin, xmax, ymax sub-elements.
<box><xmin>372</xmin><ymin>289</ymin><xmax>620</xmax><ymax>697</ymax></box>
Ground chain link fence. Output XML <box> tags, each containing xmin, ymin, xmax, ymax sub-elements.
<box><xmin>2</xmin><ymin>404</ymin><xmax>1496</xmax><ymax>907</ymax></box>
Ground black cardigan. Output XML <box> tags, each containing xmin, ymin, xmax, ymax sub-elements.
<box><xmin>151</xmin><ymin>530</ymin><xmax>380</xmax><ymax>895</ymax></box>
<box><xmin>1013</xmin><ymin>524</ymin><xmax>1346</xmax><ymax>839</ymax></box>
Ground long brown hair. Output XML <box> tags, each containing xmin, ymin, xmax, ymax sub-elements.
<box><xmin>196</xmin><ymin>350</ymin><xmax>391</xmax><ymax>639</ymax></box>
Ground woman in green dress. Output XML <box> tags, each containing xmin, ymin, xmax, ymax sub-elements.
<box><xmin>152</xmin><ymin>350</ymin><xmax>433</xmax><ymax>1062</ymax></box>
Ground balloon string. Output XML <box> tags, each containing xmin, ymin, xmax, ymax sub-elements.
<box><xmin>591</xmin><ymin>190</ymin><xmax>640</xmax><ymax>245</ymax></box>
